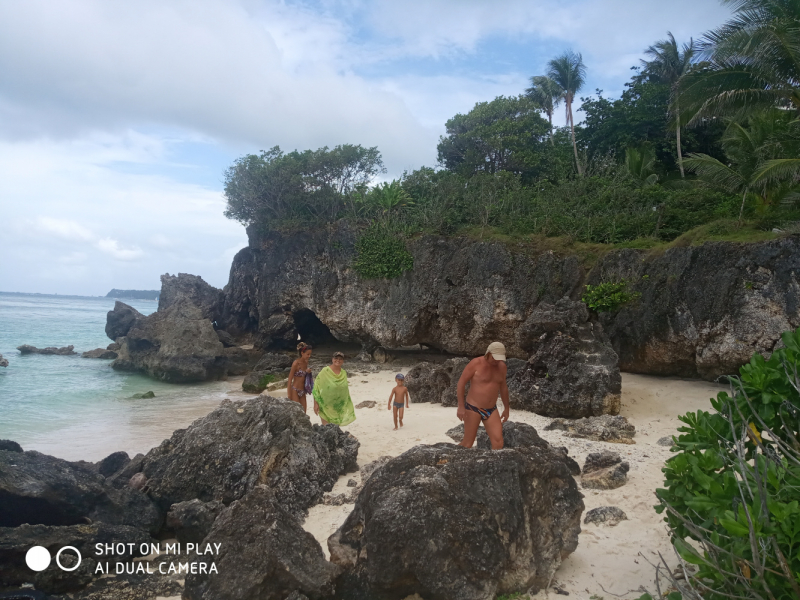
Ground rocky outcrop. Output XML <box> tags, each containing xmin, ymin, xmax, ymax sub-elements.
<box><xmin>159</xmin><ymin>273</ymin><xmax>224</xmax><ymax>323</ymax></box>
<box><xmin>405</xmin><ymin>358</ymin><xmax>470</xmax><ymax>406</ymax></box>
<box><xmin>165</xmin><ymin>499</ymin><xmax>224</xmax><ymax>544</ymax></box>
<box><xmin>0</xmin><ymin>353</ymin><xmax>7</xmax><ymax>367</ymax></box>
<box><xmin>328</xmin><ymin>443</ymin><xmax>584</xmax><ymax>599</ymax></box>
<box><xmin>0</xmin><ymin>440</ymin><xmax>22</xmax><ymax>452</ymax></box>
<box><xmin>183</xmin><ymin>486</ymin><xmax>339</xmax><ymax>600</ymax></box>
<box><xmin>0</xmin><ymin>448</ymin><xmax>162</xmax><ymax>534</ymax></box>
<box><xmin>581</xmin><ymin>451</ymin><xmax>629</xmax><ymax>490</ymax></box>
<box><xmin>242</xmin><ymin>352</ymin><xmax>293</xmax><ymax>392</ymax></box>
<box><xmin>140</xmin><ymin>396</ymin><xmax>359</xmax><ymax>518</ymax></box>
<box><xmin>216</xmin><ymin>328</ymin><xmax>236</xmax><ymax>347</ymax></box>
<box><xmin>105</xmin><ymin>301</ymin><xmax>144</xmax><ymax>340</ymax></box>
<box><xmin>16</xmin><ymin>345</ymin><xmax>76</xmax><ymax>355</ymax></box>
<box><xmin>592</xmin><ymin>237</ymin><xmax>800</xmax><ymax>379</ymax></box>
<box><xmin>81</xmin><ymin>348</ymin><xmax>118</xmax><ymax>359</ymax></box>
<box><xmin>545</xmin><ymin>415</ymin><xmax>636</xmax><ymax>444</ymax></box>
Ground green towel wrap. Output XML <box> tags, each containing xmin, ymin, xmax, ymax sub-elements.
<box><xmin>312</xmin><ymin>366</ymin><xmax>356</xmax><ymax>426</ymax></box>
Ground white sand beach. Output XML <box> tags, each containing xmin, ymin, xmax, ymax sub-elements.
<box><xmin>296</xmin><ymin>369</ymin><xmax>726</xmax><ymax>600</ymax></box>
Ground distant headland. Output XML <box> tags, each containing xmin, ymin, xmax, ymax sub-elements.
<box><xmin>106</xmin><ymin>289</ymin><xmax>159</xmax><ymax>300</ymax></box>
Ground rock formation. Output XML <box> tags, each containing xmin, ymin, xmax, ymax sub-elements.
<box><xmin>545</xmin><ymin>415</ymin><xmax>636</xmax><ymax>444</ymax></box>
<box><xmin>165</xmin><ymin>499</ymin><xmax>224</xmax><ymax>544</ymax></box>
<box><xmin>16</xmin><ymin>344</ymin><xmax>77</xmax><ymax>355</ymax></box>
<box><xmin>159</xmin><ymin>273</ymin><xmax>225</xmax><ymax>323</ymax></box>
<box><xmin>584</xmin><ymin>506</ymin><xmax>627</xmax><ymax>526</ymax></box>
<box><xmin>581</xmin><ymin>451</ymin><xmax>629</xmax><ymax>490</ymax></box>
<box><xmin>328</xmin><ymin>443</ymin><xmax>584</xmax><ymax>599</ymax></box>
<box><xmin>242</xmin><ymin>352</ymin><xmax>293</xmax><ymax>392</ymax></box>
<box><xmin>139</xmin><ymin>396</ymin><xmax>359</xmax><ymax>518</ymax></box>
<box><xmin>81</xmin><ymin>347</ymin><xmax>118</xmax><ymax>359</ymax></box>
<box><xmin>0</xmin><ymin>354</ymin><xmax>7</xmax><ymax>367</ymax></box>
<box><xmin>405</xmin><ymin>358</ymin><xmax>470</xmax><ymax>406</ymax></box>
<box><xmin>105</xmin><ymin>300</ymin><xmax>144</xmax><ymax>340</ymax></box>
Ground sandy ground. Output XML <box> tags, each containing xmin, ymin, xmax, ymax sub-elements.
<box><xmin>297</xmin><ymin>368</ymin><xmax>726</xmax><ymax>600</ymax></box>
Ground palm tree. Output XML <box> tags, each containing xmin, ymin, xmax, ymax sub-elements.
<box><xmin>526</xmin><ymin>75</ymin><xmax>562</xmax><ymax>145</ymax></box>
<box><xmin>678</xmin><ymin>0</ymin><xmax>800</xmax><ymax>123</ymax></box>
<box><xmin>547</xmin><ymin>51</ymin><xmax>587</xmax><ymax>175</ymax></box>
<box><xmin>625</xmin><ymin>145</ymin><xmax>659</xmax><ymax>186</ymax></box>
<box><xmin>641</xmin><ymin>32</ymin><xmax>696</xmax><ymax>177</ymax></box>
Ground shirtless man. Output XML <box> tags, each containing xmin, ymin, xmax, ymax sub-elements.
<box><xmin>457</xmin><ymin>342</ymin><xmax>509</xmax><ymax>449</ymax></box>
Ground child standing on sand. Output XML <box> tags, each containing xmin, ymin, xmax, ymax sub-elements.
<box><xmin>387</xmin><ymin>373</ymin><xmax>410</xmax><ymax>430</ymax></box>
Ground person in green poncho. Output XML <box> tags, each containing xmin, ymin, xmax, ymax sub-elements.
<box><xmin>312</xmin><ymin>351</ymin><xmax>356</xmax><ymax>426</ymax></box>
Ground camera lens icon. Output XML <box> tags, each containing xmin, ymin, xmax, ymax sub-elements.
<box><xmin>26</xmin><ymin>546</ymin><xmax>82</xmax><ymax>572</ymax></box>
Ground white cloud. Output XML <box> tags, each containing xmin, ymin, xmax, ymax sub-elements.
<box><xmin>36</xmin><ymin>217</ymin><xmax>95</xmax><ymax>243</ymax></box>
<box><xmin>96</xmin><ymin>238</ymin><xmax>144</xmax><ymax>261</ymax></box>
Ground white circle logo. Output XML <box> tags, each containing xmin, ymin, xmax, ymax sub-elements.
<box><xmin>55</xmin><ymin>546</ymin><xmax>82</xmax><ymax>571</ymax></box>
<box><xmin>26</xmin><ymin>546</ymin><xmax>51</xmax><ymax>571</ymax></box>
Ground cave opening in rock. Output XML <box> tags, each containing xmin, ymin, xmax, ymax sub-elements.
<box><xmin>294</xmin><ymin>308</ymin><xmax>337</xmax><ymax>346</ymax></box>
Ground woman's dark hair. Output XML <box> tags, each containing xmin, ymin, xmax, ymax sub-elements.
<box><xmin>297</xmin><ymin>342</ymin><xmax>312</xmax><ymax>356</ymax></box>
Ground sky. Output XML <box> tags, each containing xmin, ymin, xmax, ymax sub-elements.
<box><xmin>0</xmin><ymin>0</ymin><xmax>731</xmax><ymax>296</ymax></box>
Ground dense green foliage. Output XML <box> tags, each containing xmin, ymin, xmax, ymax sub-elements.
<box><xmin>352</xmin><ymin>226</ymin><xmax>414</xmax><ymax>279</ymax></box>
<box><xmin>582</xmin><ymin>279</ymin><xmax>642</xmax><ymax>312</ymax></box>
<box><xmin>655</xmin><ymin>327</ymin><xmax>800</xmax><ymax>599</ymax></box>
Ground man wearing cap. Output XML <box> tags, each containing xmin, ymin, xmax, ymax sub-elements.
<box><xmin>456</xmin><ymin>341</ymin><xmax>509</xmax><ymax>449</ymax></box>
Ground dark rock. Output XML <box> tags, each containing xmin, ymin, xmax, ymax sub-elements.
<box><xmin>97</xmin><ymin>451</ymin><xmax>130</xmax><ymax>477</ymax></box>
<box><xmin>81</xmin><ymin>348</ymin><xmax>118</xmax><ymax>359</ymax></box>
<box><xmin>354</xmin><ymin>401</ymin><xmax>376</xmax><ymax>409</ymax></box>
<box><xmin>216</xmin><ymin>329</ymin><xmax>237</xmax><ymax>347</ymax></box>
<box><xmin>0</xmin><ymin>449</ymin><xmax>161</xmax><ymax>534</ymax></box>
<box><xmin>253</xmin><ymin>352</ymin><xmax>293</xmax><ymax>371</ymax></box>
<box><xmin>111</xmin><ymin>298</ymin><xmax>225</xmax><ymax>383</ymax></box>
<box><xmin>328</xmin><ymin>444</ymin><xmax>584</xmax><ymax>599</ymax></box>
<box><xmin>405</xmin><ymin>357</ymin><xmax>470</xmax><ymax>406</ymax></box>
<box><xmin>347</xmin><ymin>479</ymin><xmax>357</xmax><ymax>487</ymax></box>
<box><xmin>0</xmin><ymin>440</ymin><xmax>22</xmax><ymax>453</ymax></box>
<box><xmin>545</xmin><ymin>415</ymin><xmax>636</xmax><ymax>444</ymax></box>
<box><xmin>584</xmin><ymin>506</ymin><xmax>627</xmax><ymax>526</ymax></box>
<box><xmin>592</xmin><ymin>238</ymin><xmax>800</xmax><ymax>380</ymax></box>
<box><xmin>16</xmin><ymin>345</ymin><xmax>76</xmax><ymax>356</ymax></box>
<box><xmin>165</xmin><ymin>499</ymin><xmax>224</xmax><ymax>544</ymax></box>
<box><xmin>105</xmin><ymin>454</ymin><xmax>145</xmax><ymax>489</ymax></box>
<box><xmin>106</xmin><ymin>342</ymin><xmax>121</xmax><ymax>351</ymax></box>
<box><xmin>0</xmin><ymin>523</ymin><xmax>151</xmax><ymax>594</ymax></box>
<box><xmin>242</xmin><ymin>371</ymin><xmax>281</xmax><ymax>393</ymax></box>
<box><xmin>0</xmin><ymin>354</ymin><xmax>7</xmax><ymax>367</ymax></box>
<box><xmin>158</xmin><ymin>273</ymin><xmax>224</xmax><ymax>323</ymax></box>
<box><xmin>66</xmin><ymin>570</ymin><xmax>184</xmax><ymax>600</ymax></box>
<box><xmin>141</xmin><ymin>396</ymin><xmax>359</xmax><ymax>519</ymax></box>
<box><xmin>128</xmin><ymin>473</ymin><xmax>147</xmax><ymax>490</ymax></box>
<box><xmin>219</xmin><ymin>346</ymin><xmax>262</xmax><ymax>376</ymax></box>
<box><xmin>581</xmin><ymin>452</ymin><xmax>629</xmax><ymax>490</ymax></box>
<box><xmin>130</xmin><ymin>391</ymin><xmax>155</xmax><ymax>399</ymax></box>
<box><xmin>372</xmin><ymin>347</ymin><xmax>389</xmax><ymax>363</ymax></box>
<box><xmin>105</xmin><ymin>301</ymin><xmax>144</xmax><ymax>341</ymax></box>
<box><xmin>183</xmin><ymin>486</ymin><xmax>340</xmax><ymax>600</ymax></box>
<box><xmin>657</xmin><ymin>436</ymin><xmax>674</xmax><ymax>447</ymax></box>
<box><xmin>322</xmin><ymin>456</ymin><xmax>393</xmax><ymax>506</ymax></box>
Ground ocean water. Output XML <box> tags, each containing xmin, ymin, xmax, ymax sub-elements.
<box><xmin>0</xmin><ymin>292</ymin><xmax>238</xmax><ymax>461</ymax></box>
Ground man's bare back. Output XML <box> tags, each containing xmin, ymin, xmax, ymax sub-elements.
<box><xmin>457</xmin><ymin>342</ymin><xmax>509</xmax><ymax>449</ymax></box>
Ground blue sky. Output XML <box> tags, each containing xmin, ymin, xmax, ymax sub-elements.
<box><xmin>0</xmin><ymin>0</ymin><xmax>731</xmax><ymax>295</ymax></box>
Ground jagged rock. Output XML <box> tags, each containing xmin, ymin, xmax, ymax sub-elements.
<box><xmin>140</xmin><ymin>396</ymin><xmax>359</xmax><ymax>519</ymax></box>
<box><xmin>242</xmin><ymin>370</ymin><xmax>289</xmax><ymax>393</ymax></box>
<box><xmin>584</xmin><ymin>506</ymin><xmax>627</xmax><ymax>526</ymax></box>
<box><xmin>354</xmin><ymin>401</ymin><xmax>376</xmax><ymax>409</ymax></box>
<box><xmin>81</xmin><ymin>348</ymin><xmax>118</xmax><ymax>359</ymax></box>
<box><xmin>105</xmin><ymin>301</ymin><xmax>144</xmax><ymax>341</ymax></box>
<box><xmin>329</xmin><ymin>444</ymin><xmax>583</xmax><ymax>599</ymax></box>
<box><xmin>66</xmin><ymin>571</ymin><xmax>184</xmax><ymax>600</ymax></box>
<box><xmin>216</xmin><ymin>328</ymin><xmax>237</xmax><ymax>347</ymax></box>
<box><xmin>545</xmin><ymin>415</ymin><xmax>636</xmax><ymax>444</ymax></box>
<box><xmin>159</xmin><ymin>273</ymin><xmax>224</xmax><ymax>323</ymax></box>
<box><xmin>111</xmin><ymin>298</ymin><xmax>225</xmax><ymax>383</ymax></box>
<box><xmin>354</xmin><ymin>350</ymin><xmax>373</xmax><ymax>362</ymax></box>
<box><xmin>593</xmin><ymin>238</ymin><xmax>800</xmax><ymax>380</ymax></box>
<box><xmin>0</xmin><ymin>449</ymin><xmax>161</xmax><ymax>534</ymax></box>
<box><xmin>97</xmin><ymin>451</ymin><xmax>130</xmax><ymax>477</ymax></box>
<box><xmin>165</xmin><ymin>499</ymin><xmax>224</xmax><ymax>544</ymax></box>
<box><xmin>0</xmin><ymin>354</ymin><xmax>7</xmax><ymax>367</ymax></box>
<box><xmin>16</xmin><ymin>345</ymin><xmax>76</xmax><ymax>356</ymax></box>
<box><xmin>372</xmin><ymin>347</ymin><xmax>389</xmax><ymax>363</ymax></box>
<box><xmin>445</xmin><ymin>422</ymin><xmax>580</xmax><ymax>475</ymax></box>
<box><xmin>0</xmin><ymin>440</ymin><xmax>22</xmax><ymax>453</ymax></box>
<box><xmin>0</xmin><ymin>522</ymin><xmax>151</xmax><ymax>594</ymax></box>
<box><xmin>183</xmin><ymin>486</ymin><xmax>340</xmax><ymax>600</ymax></box>
<box><xmin>130</xmin><ymin>391</ymin><xmax>155</xmax><ymax>399</ymax></box>
<box><xmin>105</xmin><ymin>454</ymin><xmax>145</xmax><ymax>489</ymax></box>
<box><xmin>253</xmin><ymin>352</ymin><xmax>293</xmax><ymax>371</ymax></box>
<box><xmin>405</xmin><ymin>357</ymin><xmax>470</xmax><ymax>406</ymax></box>
<box><xmin>107</xmin><ymin>342</ymin><xmax>121</xmax><ymax>351</ymax></box>
<box><xmin>128</xmin><ymin>473</ymin><xmax>147</xmax><ymax>490</ymax></box>
<box><xmin>581</xmin><ymin>451</ymin><xmax>629</xmax><ymax>490</ymax></box>
<box><xmin>347</xmin><ymin>479</ymin><xmax>357</xmax><ymax>487</ymax></box>
<box><xmin>657</xmin><ymin>436</ymin><xmax>674</xmax><ymax>447</ymax></box>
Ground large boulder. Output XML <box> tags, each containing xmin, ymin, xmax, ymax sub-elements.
<box><xmin>110</xmin><ymin>298</ymin><xmax>226</xmax><ymax>382</ymax></box>
<box><xmin>16</xmin><ymin>345</ymin><xmax>76</xmax><ymax>356</ymax></box>
<box><xmin>105</xmin><ymin>301</ymin><xmax>144</xmax><ymax>341</ymax></box>
<box><xmin>159</xmin><ymin>273</ymin><xmax>224</xmax><ymax>323</ymax></box>
<box><xmin>0</xmin><ymin>522</ymin><xmax>151</xmax><ymax>594</ymax></box>
<box><xmin>507</xmin><ymin>299</ymin><xmax>621</xmax><ymax>417</ymax></box>
<box><xmin>183</xmin><ymin>486</ymin><xmax>340</xmax><ymax>600</ymax></box>
<box><xmin>140</xmin><ymin>396</ymin><xmax>359</xmax><ymax>518</ymax></box>
<box><xmin>328</xmin><ymin>443</ymin><xmax>584</xmax><ymax>600</ymax></box>
<box><xmin>405</xmin><ymin>358</ymin><xmax>470</xmax><ymax>406</ymax></box>
<box><xmin>0</xmin><ymin>449</ymin><xmax>161</xmax><ymax>534</ymax></box>
<box><xmin>165</xmin><ymin>499</ymin><xmax>224</xmax><ymax>544</ymax></box>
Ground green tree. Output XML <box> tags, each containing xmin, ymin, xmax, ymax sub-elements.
<box><xmin>678</xmin><ymin>0</ymin><xmax>800</xmax><ymax>123</ymax></box>
<box><xmin>436</xmin><ymin>95</ymin><xmax>552</xmax><ymax>181</ymax></box>
<box><xmin>625</xmin><ymin>145</ymin><xmax>659</xmax><ymax>185</ymax></box>
<box><xmin>641</xmin><ymin>32</ymin><xmax>697</xmax><ymax>177</ymax></box>
<box><xmin>547</xmin><ymin>51</ymin><xmax>587</xmax><ymax>175</ymax></box>
<box><xmin>525</xmin><ymin>75</ymin><xmax>562</xmax><ymax>144</ymax></box>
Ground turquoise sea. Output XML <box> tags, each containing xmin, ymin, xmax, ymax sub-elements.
<box><xmin>0</xmin><ymin>292</ymin><xmax>237</xmax><ymax>461</ymax></box>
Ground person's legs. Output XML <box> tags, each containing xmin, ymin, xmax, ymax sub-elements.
<box><xmin>399</xmin><ymin>406</ymin><xmax>404</xmax><ymax>427</ymax></box>
<box><xmin>459</xmin><ymin>410</ymin><xmax>482</xmax><ymax>448</ymax></box>
<box><xmin>299</xmin><ymin>395</ymin><xmax>307</xmax><ymax>413</ymax></box>
<box><xmin>392</xmin><ymin>406</ymin><xmax>398</xmax><ymax>430</ymax></box>
<box><xmin>482</xmin><ymin>410</ymin><xmax>504</xmax><ymax>449</ymax></box>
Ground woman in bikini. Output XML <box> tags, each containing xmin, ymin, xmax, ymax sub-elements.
<box><xmin>287</xmin><ymin>342</ymin><xmax>313</xmax><ymax>413</ymax></box>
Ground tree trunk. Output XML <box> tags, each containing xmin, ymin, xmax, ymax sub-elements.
<box><xmin>675</xmin><ymin>101</ymin><xmax>685</xmax><ymax>178</ymax></box>
<box><xmin>568</xmin><ymin>99</ymin><xmax>582</xmax><ymax>176</ymax></box>
<box><xmin>548</xmin><ymin>110</ymin><xmax>554</xmax><ymax>145</ymax></box>
<box><xmin>738</xmin><ymin>188</ymin><xmax>748</xmax><ymax>223</ymax></box>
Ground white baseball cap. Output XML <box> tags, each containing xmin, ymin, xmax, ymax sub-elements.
<box><xmin>486</xmin><ymin>342</ymin><xmax>506</xmax><ymax>361</ymax></box>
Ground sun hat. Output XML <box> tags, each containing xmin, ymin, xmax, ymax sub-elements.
<box><xmin>486</xmin><ymin>342</ymin><xmax>506</xmax><ymax>361</ymax></box>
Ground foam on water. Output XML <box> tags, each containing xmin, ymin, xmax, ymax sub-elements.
<box><xmin>0</xmin><ymin>292</ymin><xmax>237</xmax><ymax>461</ymax></box>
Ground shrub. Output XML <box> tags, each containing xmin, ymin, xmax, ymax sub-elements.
<box><xmin>352</xmin><ymin>227</ymin><xmax>414</xmax><ymax>279</ymax></box>
<box><xmin>654</xmin><ymin>327</ymin><xmax>800</xmax><ymax>600</ymax></box>
<box><xmin>582</xmin><ymin>279</ymin><xmax>641</xmax><ymax>312</ymax></box>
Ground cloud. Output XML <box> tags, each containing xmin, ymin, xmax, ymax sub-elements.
<box><xmin>36</xmin><ymin>217</ymin><xmax>95</xmax><ymax>243</ymax></box>
<box><xmin>96</xmin><ymin>238</ymin><xmax>144</xmax><ymax>261</ymax></box>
